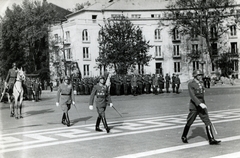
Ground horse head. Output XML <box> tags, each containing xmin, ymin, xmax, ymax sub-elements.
<box><xmin>16</xmin><ymin>67</ymin><xmax>26</xmax><ymax>81</ymax></box>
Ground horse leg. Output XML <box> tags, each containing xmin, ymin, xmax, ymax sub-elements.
<box><xmin>14</xmin><ymin>96</ymin><xmax>19</xmax><ymax>119</ymax></box>
<box><xmin>19</xmin><ymin>94</ymin><xmax>24</xmax><ymax>118</ymax></box>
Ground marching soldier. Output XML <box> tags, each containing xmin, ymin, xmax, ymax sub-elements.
<box><xmin>56</xmin><ymin>76</ymin><xmax>75</xmax><ymax>127</ymax></box>
<box><xmin>181</xmin><ymin>70</ymin><xmax>221</xmax><ymax>145</ymax></box>
<box><xmin>5</xmin><ymin>62</ymin><xmax>18</xmax><ymax>117</ymax></box>
<box><xmin>89</xmin><ymin>76</ymin><xmax>113</xmax><ymax>133</ymax></box>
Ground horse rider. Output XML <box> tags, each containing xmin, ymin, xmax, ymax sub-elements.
<box><xmin>89</xmin><ymin>76</ymin><xmax>113</xmax><ymax>133</ymax></box>
<box><xmin>56</xmin><ymin>76</ymin><xmax>75</xmax><ymax>127</ymax></box>
<box><xmin>5</xmin><ymin>62</ymin><xmax>18</xmax><ymax>117</ymax></box>
<box><xmin>181</xmin><ymin>69</ymin><xmax>221</xmax><ymax>145</ymax></box>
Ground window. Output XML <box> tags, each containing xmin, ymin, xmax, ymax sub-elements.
<box><xmin>82</xmin><ymin>29</ymin><xmax>89</xmax><ymax>41</ymax></box>
<box><xmin>131</xmin><ymin>14</ymin><xmax>141</xmax><ymax>18</ymax></box>
<box><xmin>232</xmin><ymin>60</ymin><xmax>238</xmax><ymax>71</ymax></box>
<box><xmin>210</xmin><ymin>25</ymin><xmax>217</xmax><ymax>39</ymax></box>
<box><xmin>173</xmin><ymin>28</ymin><xmax>180</xmax><ymax>40</ymax></box>
<box><xmin>54</xmin><ymin>34</ymin><xmax>58</xmax><ymax>43</ymax></box>
<box><xmin>193</xmin><ymin>61</ymin><xmax>199</xmax><ymax>70</ymax></box>
<box><xmin>92</xmin><ymin>15</ymin><xmax>97</xmax><ymax>23</ymax></box>
<box><xmin>83</xmin><ymin>65</ymin><xmax>90</xmax><ymax>76</ymax></box>
<box><xmin>111</xmin><ymin>14</ymin><xmax>121</xmax><ymax>18</ymax></box>
<box><xmin>155</xmin><ymin>63</ymin><xmax>162</xmax><ymax>74</ymax></box>
<box><xmin>151</xmin><ymin>14</ymin><xmax>161</xmax><ymax>18</ymax></box>
<box><xmin>191</xmin><ymin>28</ymin><xmax>198</xmax><ymax>38</ymax></box>
<box><xmin>173</xmin><ymin>45</ymin><xmax>180</xmax><ymax>56</ymax></box>
<box><xmin>83</xmin><ymin>47</ymin><xmax>90</xmax><ymax>59</ymax></box>
<box><xmin>212</xmin><ymin>62</ymin><xmax>215</xmax><ymax>72</ymax></box>
<box><xmin>155</xmin><ymin>46</ymin><xmax>162</xmax><ymax>57</ymax></box>
<box><xmin>211</xmin><ymin>43</ymin><xmax>218</xmax><ymax>55</ymax></box>
<box><xmin>65</xmin><ymin>48</ymin><xmax>72</xmax><ymax>60</ymax></box>
<box><xmin>192</xmin><ymin>44</ymin><xmax>198</xmax><ymax>53</ymax></box>
<box><xmin>174</xmin><ymin>62</ymin><xmax>181</xmax><ymax>73</ymax></box>
<box><xmin>154</xmin><ymin>29</ymin><xmax>161</xmax><ymax>40</ymax></box>
<box><xmin>231</xmin><ymin>42</ymin><xmax>238</xmax><ymax>54</ymax></box>
<box><xmin>230</xmin><ymin>25</ymin><xmax>237</xmax><ymax>36</ymax></box>
<box><xmin>65</xmin><ymin>31</ymin><xmax>70</xmax><ymax>43</ymax></box>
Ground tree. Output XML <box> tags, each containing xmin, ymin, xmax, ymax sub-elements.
<box><xmin>166</xmin><ymin>0</ymin><xmax>238</xmax><ymax>73</ymax></box>
<box><xmin>0</xmin><ymin>0</ymin><xmax>58</xmax><ymax>80</ymax></box>
<box><xmin>97</xmin><ymin>16</ymin><xmax>152</xmax><ymax>75</ymax></box>
<box><xmin>73</xmin><ymin>1</ymin><xmax>91</xmax><ymax>12</ymax></box>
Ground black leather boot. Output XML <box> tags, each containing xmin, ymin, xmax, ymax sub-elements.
<box><xmin>65</xmin><ymin>112</ymin><xmax>71</xmax><ymax>127</ymax></box>
<box><xmin>206</xmin><ymin>125</ymin><xmax>221</xmax><ymax>145</ymax></box>
<box><xmin>61</xmin><ymin>113</ymin><xmax>67</xmax><ymax>125</ymax></box>
<box><xmin>102</xmin><ymin>117</ymin><xmax>110</xmax><ymax>133</ymax></box>
<box><xmin>181</xmin><ymin>125</ymin><xmax>190</xmax><ymax>143</ymax></box>
<box><xmin>95</xmin><ymin>116</ymin><xmax>103</xmax><ymax>132</ymax></box>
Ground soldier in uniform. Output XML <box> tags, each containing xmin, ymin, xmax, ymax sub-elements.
<box><xmin>181</xmin><ymin>70</ymin><xmax>221</xmax><ymax>145</ymax></box>
<box><xmin>158</xmin><ymin>74</ymin><xmax>164</xmax><ymax>93</ymax></box>
<box><xmin>137</xmin><ymin>75</ymin><xmax>144</xmax><ymax>95</ymax></box>
<box><xmin>152</xmin><ymin>74</ymin><xmax>159</xmax><ymax>95</ymax></box>
<box><xmin>175</xmin><ymin>74</ymin><xmax>181</xmax><ymax>94</ymax></box>
<box><xmin>165</xmin><ymin>73</ymin><xmax>171</xmax><ymax>93</ymax></box>
<box><xmin>122</xmin><ymin>75</ymin><xmax>129</xmax><ymax>95</ymax></box>
<box><xmin>143</xmin><ymin>74</ymin><xmax>151</xmax><ymax>94</ymax></box>
<box><xmin>89</xmin><ymin>76</ymin><xmax>113</xmax><ymax>133</ymax></box>
<box><xmin>5</xmin><ymin>62</ymin><xmax>18</xmax><ymax>117</ymax></box>
<box><xmin>56</xmin><ymin>76</ymin><xmax>75</xmax><ymax>127</ymax></box>
<box><xmin>171</xmin><ymin>73</ymin><xmax>176</xmax><ymax>93</ymax></box>
<box><xmin>114</xmin><ymin>75</ymin><xmax>122</xmax><ymax>96</ymax></box>
<box><xmin>131</xmin><ymin>74</ymin><xmax>138</xmax><ymax>96</ymax></box>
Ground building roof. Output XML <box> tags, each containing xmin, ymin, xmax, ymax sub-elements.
<box><xmin>66</xmin><ymin>0</ymin><xmax>171</xmax><ymax>18</ymax></box>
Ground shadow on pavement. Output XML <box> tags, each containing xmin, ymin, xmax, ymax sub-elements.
<box><xmin>71</xmin><ymin>116</ymin><xmax>92</xmax><ymax>125</ymax></box>
<box><xmin>17</xmin><ymin>124</ymin><xmax>43</xmax><ymax>128</ymax></box>
<box><xmin>24</xmin><ymin>108</ymin><xmax>54</xmax><ymax>117</ymax></box>
<box><xmin>188</xmin><ymin>126</ymin><xmax>207</xmax><ymax>140</ymax></box>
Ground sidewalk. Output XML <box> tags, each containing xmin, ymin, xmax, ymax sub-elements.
<box><xmin>180</xmin><ymin>79</ymin><xmax>240</xmax><ymax>90</ymax></box>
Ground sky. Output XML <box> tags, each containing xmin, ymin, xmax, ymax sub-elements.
<box><xmin>0</xmin><ymin>0</ymin><xmax>108</xmax><ymax>16</ymax></box>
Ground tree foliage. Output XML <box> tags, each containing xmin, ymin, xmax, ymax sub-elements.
<box><xmin>216</xmin><ymin>52</ymin><xmax>237</xmax><ymax>77</ymax></box>
<box><xmin>97</xmin><ymin>16</ymin><xmax>152</xmax><ymax>75</ymax></box>
<box><xmin>0</xmin><ymin>0</ymin><xmax>58</xmax><ymax>80</ymax></box>
<box><xmin>167</xmin><ymin>0</ymin><xmax>237</xmax><ymax>62</ymax></box>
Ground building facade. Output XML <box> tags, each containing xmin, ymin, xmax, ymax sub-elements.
<box><xmin>49</xmin><ymin>0</ymin><xmax>240</xmax><ymax>83</ymax></box>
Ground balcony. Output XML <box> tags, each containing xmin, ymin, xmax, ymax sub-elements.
<box><xmin>173</xmin><ymin>55</ymin><xmax>181</xmax><ymax>59</ymax></box>
<box><xmin>64</xmin><ymin>39</ymin><xmax>71</xmax><ymax>45</ymax></box>
<box><xmin>172</xmin><ymin>37</ymin><xmax>181</xmax><ymax>43</ymax></box>
<box><xmin>154</xmin><ymin>56</ymin><xmax>164</xmax><ymax>60</ymax></box>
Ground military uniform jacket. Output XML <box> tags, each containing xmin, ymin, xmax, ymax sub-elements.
<box><xmin>6</xmin><ymin>68</ymin><xmax>17</xmax><ymax>84</ymax></box>
<box><xmin>131</xmin><ymin>76</ymin><xmax>138</xmax><ymax>87</ymax></box>
<box><xmin>89</xmin><ymin>84</ymin><xmax>112</xmax><ymax>108</ymax></box>
<box><xmin>57</xmin><ymin>83</ymin><xmax>75</xmax><ymax>105</ymax></box>
<box><xmin>188</xmin><ymin>79</ymin><xmax>205</xmax><ymax>110</ymax></box>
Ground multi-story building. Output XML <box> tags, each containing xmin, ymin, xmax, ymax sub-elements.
<box><xmin>49</xmin><ymin>0</ymin><xmax>240</xmax><ymax>83</ymax></box>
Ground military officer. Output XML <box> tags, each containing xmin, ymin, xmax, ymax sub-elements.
<box><xmin>152</xmin><ymin>74</ymin><xmax>159</xmax><ymax>95</ymax></box>
<box><xmin>122</xmin><ymin>75</ymin><xmax>129</xmax><ymax>95</ymax></box>
<box><xmin>165</xmin><ymin>73</ymin><xmax>171</xmax><ymax>93</ymax></box>
<box><xmin>56</xmin><ymin>76</ymin><xmax>75</xmax><ymax>127</ymax></box>
<box><xmin>181</xmin><ymin>70</ymin><xmax>221</xmax><ymax>145</ymax></box>
<box><xmin>175</xmin><ymin>74</ymin><xmax>181</xmax><ymax>94</ymax></box>
<box><xmin>5</xmin><ymin>62</ymin><xmax>18</xmax><ymax>117</ymax></box>
<box><xmin>89</xmin><ymin>76</ymin><xmax>113</xmax><ymax>133</ymax></box>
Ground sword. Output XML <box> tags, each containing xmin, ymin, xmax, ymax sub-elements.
<box><xmin>112</xmin><ymin>105</ymin><xmax>123</xmax><ymax>118</ymax></box>
<box><xmin>0</xmin><ymin>84</ymin><xmax>7</xmax><ymax>102</ymax></box>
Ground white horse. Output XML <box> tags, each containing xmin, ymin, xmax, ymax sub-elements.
<box><xmin>13</xmin><ymin>68</ymin><xmax>25</xmax><ymax>119</ymax></box>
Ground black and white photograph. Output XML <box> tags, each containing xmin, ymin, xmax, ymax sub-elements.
<box><xmin>0</xmin><ymin>0</ymin><xmax>240</xmax><ymax>157</ymax></box>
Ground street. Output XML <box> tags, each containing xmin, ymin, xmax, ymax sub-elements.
<box><xmin>0</xmin><ymin>86</ymin><xmax>240</xmax><ymax>158</ymax></box>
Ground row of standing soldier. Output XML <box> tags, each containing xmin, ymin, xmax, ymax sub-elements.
<box><xmin>72</xmin><ymin>73</ymin><xmax>181</xmax><ymax>96</ymax></box>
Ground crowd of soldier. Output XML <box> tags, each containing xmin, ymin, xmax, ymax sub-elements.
<box><xmin>0</xmin><ymin>77</ymin><xmax>44</xmax><ymax>103</ymax></box>
<box><xmin>71</xmin><ymin>73</ymin><xmax>182</xmax><ymax>96</ymax></box>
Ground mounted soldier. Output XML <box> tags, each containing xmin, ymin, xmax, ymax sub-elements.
<box><xmin>5</xmin><ymin>62</ymin><xmax>18</xmax><ymax>117</ymax></box>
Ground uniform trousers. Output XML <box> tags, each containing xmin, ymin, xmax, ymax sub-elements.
<box><xmin>186</xmin><ymin>107</ymin><xmax>211</xmax><ymax>127</ymax></box>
